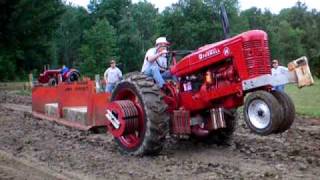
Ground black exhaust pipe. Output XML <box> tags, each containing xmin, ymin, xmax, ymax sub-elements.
<box><xmin>220</xmin><ymin>4</ymin><xmax>230</xmax><ymax>39</ymax></box>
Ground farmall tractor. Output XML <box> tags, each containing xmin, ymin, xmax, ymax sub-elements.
<box><xmin>37</xmin><ymin>65</ymin><xmax>81</xmax><ymax>86</ymax></box>
<box><xmin>32</xmin><ymin>6</ymin><xmax>314</xmax><ymax>156</ymax></box>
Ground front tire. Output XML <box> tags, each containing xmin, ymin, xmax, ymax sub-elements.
<box><xmin>271</xmin><ymin>91</ymin><xmax>295</xmax><ymax>133</ymax></box>
<box><xmin>48</xmin><ymin>78</ymin><xmax>57</xmax><ymax>86</ymax></box>
<box><xmin>244</xmin><ymin>91</ymin><xmax>282</xmax><ymax>135</ymax></box>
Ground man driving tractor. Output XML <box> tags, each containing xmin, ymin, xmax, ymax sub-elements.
<box><xmin>141</xmin><ymin>37</ymin><xmax>175</xmax><ymax>88</ymax></box>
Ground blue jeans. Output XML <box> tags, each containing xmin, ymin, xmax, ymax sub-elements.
<box><xmin>106</xmin><ymin>83</ymin><xmax>115</xmax><ymax>93</ymax></box>
<box><xmin>143</xmin><ymin>66</ymin><xmax>165</xmax><ymax>88</ymax></box>
<box><xmin>274</xmin><ymin>85</ymin><xmax>285</xmax><ymax>92</ymax></box>
<box><xmin>161</xmin><ymin>70</ymin><xmax>178</xmax><ymax>82</ymax></box>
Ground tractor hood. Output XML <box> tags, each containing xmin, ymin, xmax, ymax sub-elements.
<box><xmin>170</xmin><ymin>30</ymin><xmax>268</xmax><ymax>77</ymax></box>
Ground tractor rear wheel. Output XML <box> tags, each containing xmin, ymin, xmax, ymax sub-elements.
<box><xmin>271</xmin><ymin>91</ymin><xmax>295</xmax><ymax>133</ymax></box>
<box><xmin>48</xmin><ymin>78</ymin><xmax>57</xmax><ymax>86</ymax></box>
<box><xmin>110</xmin><ymin>73</ymin><xmax>169</xmax><ymax>155</ymax></box>
<box><xmin>67</xmin><ymin>71</ymin><xmax>80</xmax><ymax>82</ymax></box>
<box><xmin>244</xmin><ymin>90</ymin><xmax>282</xmax><ymax>135</ymax></box>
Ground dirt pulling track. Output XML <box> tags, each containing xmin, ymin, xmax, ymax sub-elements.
<box><xmin>0</xmin><ymin>90</ymin><xmax>319</xmax><ymax>180</ymax></box>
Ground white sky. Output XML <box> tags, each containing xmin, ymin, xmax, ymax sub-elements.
<box><xmin>66</xmin><ymin>0</ymin><xmax>320</xmax><ymax>13</ymax></box>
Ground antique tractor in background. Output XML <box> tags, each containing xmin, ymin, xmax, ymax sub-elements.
<box><xmin>37</xmin><ymin>65</ymin><xmax>80</xmax><ymax>86</ymax></box>
<box><xmin>32</xmin><ymin>5</ymin><xmax>313</xmax><ymax>156</ymax></box>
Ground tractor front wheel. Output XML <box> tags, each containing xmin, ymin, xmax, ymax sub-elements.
<box><xmin>244</xmin><ymin>91</ymin><xmax>282</xmax><ymax>135</ymax></box>
<box><xmin>48</xmin><ymin>78</ymin><xmax>57</xmax><ymax>86</ymax></box>
<box><xmin>271</xmin><ymin>91</ymin><xmax>295</xmax><ymax>133</ymax></box>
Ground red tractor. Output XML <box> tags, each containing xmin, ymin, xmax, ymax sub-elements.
<box><xmin>32</xmin><ymin>6</ymin><xmax>314</xmax><ymax>156</ymax></box>
<box><xmin>37</xmin><ymin>65</ymin><xmax>80</xmax><ymax>86</ymax></box>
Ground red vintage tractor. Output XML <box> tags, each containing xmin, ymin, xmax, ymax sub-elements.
<box><xmin>32</xmin><ymin>6</ymin><xmax>314</xmax><ymax>155</ymax></box>
<box><xmin>37</xmin><ymin>65</ymin><xmax>80</xmax><ymax>86</ymax></box>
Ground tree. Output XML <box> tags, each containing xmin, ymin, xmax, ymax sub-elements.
<box><xmin>277</xmin><ymin>21</ymin><xmax>305</xmax><ymax>64</ymax></box>
<box><xmin>0</xmin><ymin>53</ymin><xmax>16</xmax><ymax>81</ymax></box>
<box><xmin>117</xmin><ymin>6</ymin><xmax>144</xmax><ymax>72</ymax></box>
<box><xmin>159</xmin><ymin>0</ymin><xmax>240</xmax><ymax>50</ymax></box>
<box><xmin>80</xmin><ymin>19</ymin><xmax>118</xmax><ymax>78</ymax></box>
<box><xmin>277</xmin><ymin>2</ymin><xmax>319</xmax><ymax>74</ymax></box>
<box><xmin>91</xmin><ymin>0</ymin><xmax>130</xmax><ymax>28</ymax></box>
<box><xmin>52</xmin><ymin>5</ymin><xmax>92</xmax><ymax>68</ymax></box>
<box><xmin>0</xmin><ymin>0</ymin><xmax>64</xmax><ymax>81</ymax></box>
<box><xmin>131</xmin><ymin>1</ymin><xmax>160</xmax><ymax>52</ymax></box>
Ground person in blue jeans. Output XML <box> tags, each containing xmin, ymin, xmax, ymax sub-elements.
<box><xmin>104</xmin><ymin>60</ymin><xmax>122</xmax><ymax>93</ymax></box>
<box><xmin>141</xmin><ymin>37</ymin><xmax>175</xmax><ymax>88</ymax></box>
<box><xmin>61</xmin><ymin>65</ymin><xmax>69</xmax><ymax>76</ymax></box>
<box><xmin>271</xmin><ymin>59</ymin><xmax>288</xmax><ymax>92</ymax></box>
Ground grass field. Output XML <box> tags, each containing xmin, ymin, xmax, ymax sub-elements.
<box><xmin>286</xmin><ymin>78</ymin><xmax>320</xmax><ymax>118</ymax></box>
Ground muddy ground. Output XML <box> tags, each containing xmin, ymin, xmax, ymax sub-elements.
<box><xmin>0</xmin><ymin>90</ymin><xmax>319</xmax><ymax>180</ymax></box>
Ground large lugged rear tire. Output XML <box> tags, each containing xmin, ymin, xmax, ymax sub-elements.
<box><xmin>48</xmin><ymin>78</ymin><xmax>57</xmax><ymax>86</ymax></box>
<box><xmin>67</xmin><ymin>71</ymin><xmax>80</xmax><ymax>82</ymax></box>
<box><xmin>111</xmin><ymin>73</ymin><xmax>169</xmax><ymax>155</ymax></box>
<box><xmin>244</xmin><ymin>91</ymin><xmax>282</xmax><ymax>135</ymax></box>
<box><xmin>271</xmin><ymin>91</ymin><xmax>295</xmax><ymax>133</ymax></box>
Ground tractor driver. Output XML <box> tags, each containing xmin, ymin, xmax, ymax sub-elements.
<box><xmin>141</xmin><ymin>37</ymin><xmax>174</xmax><ymax>88</ymax></box>
<box><xmin>61</xmin><ymin>65</ymin><xmax>69</xmax><ymax>76</ymax></box>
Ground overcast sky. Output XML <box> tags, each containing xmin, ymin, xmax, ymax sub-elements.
<box><xmin>66</xmin><ymin>0</ymin><xmax>320</xmax><ymax>13</ymax></box>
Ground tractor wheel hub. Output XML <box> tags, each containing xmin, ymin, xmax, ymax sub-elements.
<box><xmin>105</xmin><ymin>100</ymin><xmax>140</xmax><ymax>137</ymax></box>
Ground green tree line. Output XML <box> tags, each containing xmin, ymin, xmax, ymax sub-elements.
<box><xmin>0</xmin><ymin>0</ymin><xmax>319</xmax><ymax>81</ymax></box>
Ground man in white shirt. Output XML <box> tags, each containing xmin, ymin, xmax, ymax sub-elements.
<box><xmin>271</xmin><ymin>59</ymin><xmax>288</xmax><ymax>91</ymax></box>
<box><xmin>141</xmin><ymin>37</ymin><xmax>174</xmax><ymax>88</ymax></box>
<box><xmin>104</xmin><ymin>60</ymin><xmax>122</xmax><ymax>93</ymax></box>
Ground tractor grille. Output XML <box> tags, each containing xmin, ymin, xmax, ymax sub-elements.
<box><xmin>243</xmin><ymin>40</ymin><xmax>271</xmax><ymax>78</ymax></box>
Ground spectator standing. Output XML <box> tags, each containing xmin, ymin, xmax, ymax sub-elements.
<box><xmin>104</xmin><ymin>60</ymin><xmax>122</xmax><ymax>93</ymax></box>
<box><xmin>271</xmin><ymin>59</ymin><xmax>288</xmax><ymax>92</ymax></box>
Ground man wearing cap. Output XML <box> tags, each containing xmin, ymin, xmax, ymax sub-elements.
<box><xmin>104</xmin><ymin>60</ymin><xmax>122</xmax><ymax>93</ymax></box>
<box><xmin>141</xmin><ymin>37</ymin><xmax>174</xmax><ymax>88</ymax></box>
<box><xmin>271</xmin><ymin>59</ymin><xmax>288</xmax><ymax>92</ymax></box>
